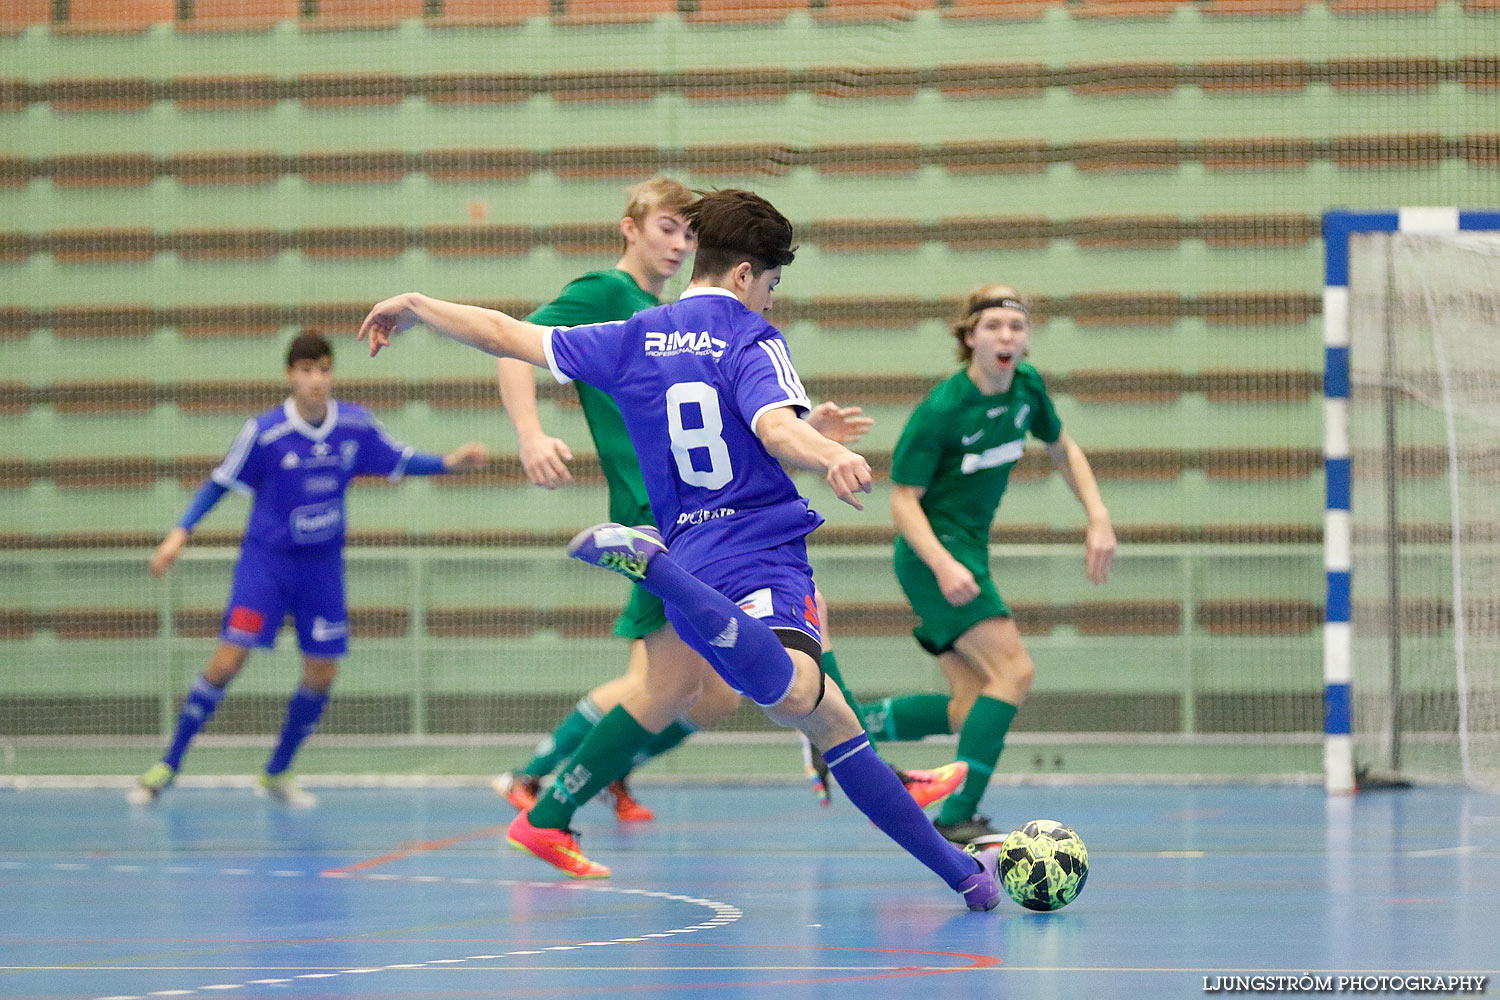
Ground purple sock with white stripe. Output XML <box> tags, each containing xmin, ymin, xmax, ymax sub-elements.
<box><xmin>822</xmin><ymin>733</ymin><xmax>980</xmax><ymax>889</ymax></box>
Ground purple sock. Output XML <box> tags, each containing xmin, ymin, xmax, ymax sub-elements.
<box><xmin>824</xmin><ymin>733</ymin><xmax>981</xmax><ymax>890</ymax></box>
<box><xmin>266</xmin><ymin>686</ymin><xmax>328</xmax><ymax>776</ymax></box>
<box><xmin>641</xmin><ymin>554</ymin><xmax>796</xmax><ymax>707</ymax></box>
<box><xmin>162</xmin><ymin>674</ymin><xmax>225</xmax><ymax>771</ymax></box>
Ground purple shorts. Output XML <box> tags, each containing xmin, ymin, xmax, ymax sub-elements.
<box><xmin>221</xmin><ymin>543</ymin><xmax>348</xmax><ymax>658</ymax></box>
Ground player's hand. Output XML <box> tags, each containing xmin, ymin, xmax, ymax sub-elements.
<box><xmin>936</xmin><ymin>559</ymin><xmax>981</xmax><ymax>607</ymax></box>
<box><xmin>444</xmin><ymin>441</ymin><xmax>489</xmax><ymax>471</ymax></box>
<box><xmin>518</xmin><ymin>434</ymin><xmax>574</xmax><ymax>489</ymax></box>
<box><xmin>357</xmin><ymin>294</ymin><xmax>421</xmax><ymax>357</ymax></box>
<box><xmin>806</xmin><ymin>401</ymin><xmax>875</xmax><ymax>445</ymax></box>
<box><xmin>1084</xmin><ymin>517</ymin><xmax>1116</xmax><ymax>585</ymax></box>
<box><xmin>150</xmin><ymin>527</ymin><xmax>188</xmax><ymax>578</ymax></box>
<box><xmin>825</xmin><ymin>449</ymin><xmax>873</xmax><ymax>511</ymax></box>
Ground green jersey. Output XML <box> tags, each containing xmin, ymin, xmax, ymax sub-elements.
<box><xmin>526</xmin><ymin>268</ymin><xmax>660</xmax><ymax>525</ymax></box>
<box><xmin>890</xmin><ymin>363</ymin><xmax>1062</xmax><ymax>557</ymax></box>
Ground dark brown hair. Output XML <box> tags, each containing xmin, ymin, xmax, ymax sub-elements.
<box><xmin>683</xmin><ymin>189</ymin><xmax>796</xmax><ymax>280</ymax></box>
<box><xmin>286</xmin><ymin>329</ymin><xmax>333</xmax><ymax>367</ymax></box>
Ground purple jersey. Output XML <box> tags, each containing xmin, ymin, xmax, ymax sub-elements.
<box><xmin>545</xmin><ymin>286</ymin><xmax>824</xmax><ymax>570</ymax></box>
<box><xmin>211</xmin><ymin>398</ymin><xmax>417</xmax><ymax>552</ymax></box>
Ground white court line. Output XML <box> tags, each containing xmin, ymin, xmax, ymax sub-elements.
<box><xmin>0</xmin><ymin>860</ymin><xmax>744</xmax><ymax>1000</ymax></box>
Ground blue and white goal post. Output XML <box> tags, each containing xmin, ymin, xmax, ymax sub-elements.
<box><xmin>1321</xmin><ymin>208</ymin><xmax>1500</xmax><ymax>794</ymax></box>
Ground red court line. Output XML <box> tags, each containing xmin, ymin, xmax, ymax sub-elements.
<box><xmin>321</xmin><ymin>823</ymin><xmax>509</xmax><ymax>875</ymax></box>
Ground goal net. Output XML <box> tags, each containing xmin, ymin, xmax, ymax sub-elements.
<box><xmin>1347</xmin><ymin>229</ymin><xmax>1500</xmax><ymax>792</ymax></box>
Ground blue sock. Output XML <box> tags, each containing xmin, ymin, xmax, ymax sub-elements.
<box><xmin>265</xmin><ymin>686</ymin><xmax>329</xmax><ymax>776</ymax></box>
<box><xmin>823</xmin><ymin>733</ymin><xmax>981</xmax><ymax>890</ymax></box>
<box><xmin>162</xmin><ymin>674</ymin><xmax>226</xmax><ymax>771</ymax></box>
<box><xmin>641</xmin><ymin>554</ymin><xmax>796</xmax><ymax>707</ymax></box>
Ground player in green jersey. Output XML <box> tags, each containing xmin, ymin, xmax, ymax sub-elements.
<box><xmin>491</xmin><ymin>177</ymin><xmax>707</xmax><ymax>822</ymax></box>
<box><xmin>490</xmin><ymin>180</ymin><xmax>962</xmax><ymax>847</ymax></box>
<box><xmin>887</xmin><ymin>283</ymin><xmax>1117</xmax><ymax>844</ymax></box>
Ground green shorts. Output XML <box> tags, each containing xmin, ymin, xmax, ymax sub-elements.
<box><xmin>613</xmin><ymin>582</ymin><xmax>668</xmax><ymax>640</ymax></box>
<box><xmin>893</xmin><ymin>537</ymin><xmax>1010</xmax><ymax>655</ymax></box>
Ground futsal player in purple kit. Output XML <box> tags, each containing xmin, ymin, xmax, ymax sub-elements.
<box><xmin>130</xmin><ymin>330</ymin><xmax>488</xmax><ymax>806</ymax></box>
<box><xmin>358</xmin><ymin>190</ymin><xmax>1004</xmax><ymax>911</ymax></box>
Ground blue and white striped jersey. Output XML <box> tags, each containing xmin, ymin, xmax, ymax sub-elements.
<box><xmin>546</xmin><ymin>286</ymin><xmax>824</xmax><ymax>570</ymax></box>
<box><xmin>211</xmin><ymin>398</ymin><xmax>416</xmax><ymax>552</ymax></box>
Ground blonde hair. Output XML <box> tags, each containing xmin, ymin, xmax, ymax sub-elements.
<box><xmin>622</xmin><ymin>176</ymin><xmax>695</xmax><ymax>249</ymax></box>
<box><xmin>951</xmin><ymin>282</ymin><xmax>1031</xmax><ymax>363</ymax></box>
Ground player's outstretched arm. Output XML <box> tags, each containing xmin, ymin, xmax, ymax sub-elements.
<box><xmin>149</xmin><ymin>527</ymin><xmax>189</xmax><ymax>578</ymax></box>
<box><xmin>497</xmin><ymin>358</ymin><xmax>573</xmax><ymax>488</ymax></box>
<box><xmin>358</xmin><ymin>293</ymin><xmax>550</xmax><ymax>368</ymax></box>
<box><xmin>1044</xmin><ymin>431</ymin><xmax>1116</xmax><ymax>584</ymax></box>
<box><xmin>443</xmin><ymin>441</ymin><xmax>490</xmax><ymax>471</ymax></box>
<box><xmin>805</xmin><ymin>401</ymin><xmax>874</xmax><ymax>445</ymax></box>
<box><xmin>890</xmin><ymin>483</ymin><xmax>981</xmax><ymax>607</ymax></box>
<box><xmin>757</xmin><ymin>406</ymin><xmax>873</xmax><ymax>510</ymax></box>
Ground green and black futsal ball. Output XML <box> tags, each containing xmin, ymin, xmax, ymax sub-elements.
<box><xmin>996</xmin><ymin>819</ymin><xmax>1089</xmax><ymax>911</ymax></box>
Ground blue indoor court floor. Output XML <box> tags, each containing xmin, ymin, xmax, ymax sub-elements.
<box><xmin>1</xmin><ymin>782</ymin><xmax>1496</xmax><ymax>999</ymax></box>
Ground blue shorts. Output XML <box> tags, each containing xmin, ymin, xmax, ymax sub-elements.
<box><xmin>221</xmin><ymin>543</ymin><xmax>348</xmax><ymax>658</ymax></box>
<box><xmin>667</xmin><ymin>537</ymin><xmax>821</xmax><ymax>705</ymax></box>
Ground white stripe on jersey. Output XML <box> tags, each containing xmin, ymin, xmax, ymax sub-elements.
<box><xmin>212</xmin><ymin>418</ymin><xmax>259</xmax><ymax>494</ymax></box>
<box><xmin>758</xmin><ymin>338</ymin><xmax>808</xmax><ymax>403</ymax></box>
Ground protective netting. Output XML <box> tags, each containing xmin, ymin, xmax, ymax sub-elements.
<box><xmin>1</xmin><ymin>0</ymin><xmax>1494</xmax><ymax>778</ymax></box>
<box><xmin>1348</xmin><ymin>231</ymin><xmax>1500</xmax><ymax>791</ymax></box>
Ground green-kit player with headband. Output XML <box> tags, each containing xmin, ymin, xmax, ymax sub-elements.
<box><xmin>885</xmin><ymin>283</ymin><xmax>1117</xmax><ymax>843</ymax></box>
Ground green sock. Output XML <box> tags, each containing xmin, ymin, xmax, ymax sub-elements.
<box><xmin>529</xmin><ymin>705</ymin><xmax>651</xmax><ymax>830</ymax></box>
<box><xmin>629</xmin><ymin>718</ymin><xmax>697</xmax><ymax>770</ymax></box>
<box><xmin>820</xmin><ymin>649</ymin><xmax>870</xmax><ymax>739</ymax></box>
<box><xmin>519</xmin><ymin>695</ymin><xmax>604</xmax><ymax>777</ymax></box>
<box><xmin>937</xmin><ymin>695</ymin><xmax>1019</xmax><ymax>826</ymax></box>
<box><xmin>862</xmin><ymin>693</ymin><xmax>952</xmax><ymax>742</ymax></box>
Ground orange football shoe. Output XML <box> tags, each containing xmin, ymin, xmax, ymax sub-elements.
<box><xmin>493</xmin><ymin>772</ymin><xmax>540</xmax><ymax>812</ymax></box>
<box><xmin>607</xmin><ymin>779</ymin><xmax>655</xmax><ymax>822</ymax></box>
<box><xmin>506</xmin><ymin>810</ymin><xmax>610</xmax><ymax>879</ymax></box>
<box><xmin>899</xmin><ymin>761</ymin><xmax>969</xmax><ymax>809</ymax></box>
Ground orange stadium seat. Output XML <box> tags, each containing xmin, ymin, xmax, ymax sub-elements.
<box><xmin>686</xmin><ymin>0</ymin><xmax>805</xmax><ymax>21</ymax></box>
<box><xmin>1</xmin><ymin>0</ymin><xmax>50</xmax><ymax>33</ymax></box>
<box><xmin>431</xmin><ymin>0</ymin><xmax>549</xmax><ymax>25</ymax></box>
<box><xmin>1071</xmin><ymin>0</ymin><xmax>1184</xmax><ymax>16</ymax></box>
<box><xmin>556</xmin><ymin>0</ymin><xmax>679</xmax><ymax>24</ymax></box>
<box><xmin>54</xmin><ymin>0</ymin><xmax>175</xmax><ymax>33</ymax></box>
<box><xmin>178</xmin><ymin>0</ymin><xmax>301</xmax><ymax>32</ymax></box>
<box><xmin>812</xmin><ymin>0</ymin><xmax>935</xmax><ymax>22</ymax></box>
<box><xmin>1329</xmin><ymin>0</ymin><xmax>1440</xmax><ymax>11</ymax></box>
<box><xmin>302</xmin><ymin>0</ymin><xmax>424</xmax><ymax>30</ymax></box>
<box><xmin>938</xmin><ymin>0</ymin><xmax>1058</xmax><ymax>18</ymax></box>
<box><xmin>1200</xmin><ymin>0</ymin><xmax>1308</xmax><ymax>14</ymax></box>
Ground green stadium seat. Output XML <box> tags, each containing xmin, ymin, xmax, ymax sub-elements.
<box><xmin>177</xmin><ymin>0</ymin><xmax>301</xmax><ymax>32</ymax></box>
